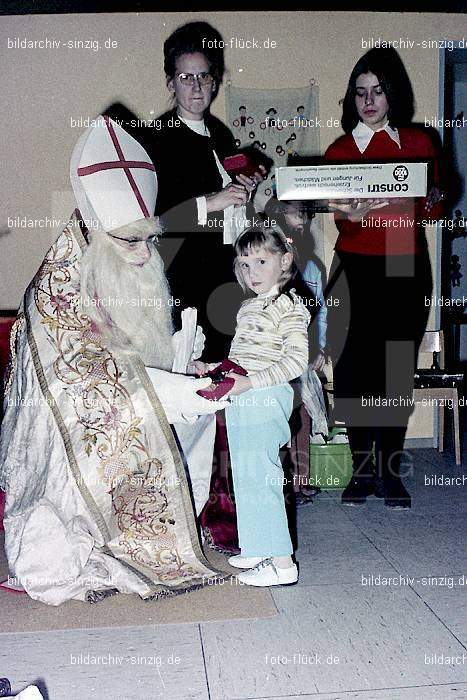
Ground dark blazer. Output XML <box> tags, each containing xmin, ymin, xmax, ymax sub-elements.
<box><xmin>145</xmin><ymin>109</ymin><xmax>242</xmax><ymax>360</ymax></box>
<box><xmin>149</xmin><ymin>108</ymin><xmax>237</xmax><ymax>234</ymax></box>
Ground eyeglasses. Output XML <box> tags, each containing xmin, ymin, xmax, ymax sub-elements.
<box><xmin>176</xmin><ymin>72</ymin><xmax>214</xmax><ymax>86</ymax></box>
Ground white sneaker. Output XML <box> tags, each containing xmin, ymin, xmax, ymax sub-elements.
<box><xmin>328</xmin><ymin>433</ymin><xmax>349</xmax><ymax>444</ymax></box>
<box><xmin>228</xmin><ymin>554</ymin><xmax>266</xmax><ymax>569</ymax></box>
<box><xmin>237</xmin><ymin>558</ymin><xmax>298</xmax><ymax>587</ymax></box>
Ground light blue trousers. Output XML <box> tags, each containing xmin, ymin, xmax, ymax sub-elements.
<box><xmin>225</xmin><ymin>384</ymin><xmax>293</xmax><ymax>558</ymax></box>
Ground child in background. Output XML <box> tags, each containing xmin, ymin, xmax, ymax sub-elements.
<box><xmin>265</xmin><ymin>197</ymin><xmax>327</xmax><ymax>369</ymax></box>
<box><xmin>195</xmin><ymin>227</ymin><xmax>310</xmax><ymax>586</ymax></box>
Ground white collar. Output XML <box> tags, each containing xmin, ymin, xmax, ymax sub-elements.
<box><xmin>178</xmin><ymin>115</ymin><xmax>209</xmax><ymax>137</ymax></box>
<box><xmin>352</xmin><ymin>120</ymin><xmax>401</xmax><ymax>153</ymax></box>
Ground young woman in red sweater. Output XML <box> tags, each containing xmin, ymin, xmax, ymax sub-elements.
<box><xmin>325</xmin><ymin>48</ymin><xmax>443</xmax><ymax>509</ymax></box>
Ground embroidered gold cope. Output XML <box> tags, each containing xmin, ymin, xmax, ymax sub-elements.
<box><xmin>0</xmin><ymin>213</ymin><xmax>222</xmax><ymax>605</ymax></box>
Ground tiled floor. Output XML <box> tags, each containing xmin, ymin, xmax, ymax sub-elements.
<box><xmin>2</xmin><ymin>440</ymin><xmax>466</xmax><ymax>700</ymax></box>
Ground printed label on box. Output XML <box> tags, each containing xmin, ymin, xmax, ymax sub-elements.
<box><xmin>276</xmin><ymin>162</ymin><xmax>428</xmax><ymax>200</ymax></box>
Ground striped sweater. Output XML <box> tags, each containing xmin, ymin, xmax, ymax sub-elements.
<box><xmin>229</xmin><ymin>289</ymin><xmax>310</xmax><ymax>390</ymax></box>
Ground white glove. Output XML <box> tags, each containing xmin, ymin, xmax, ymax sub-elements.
<box><xmin>145</xmin><ymin>367</ymin><xmax>228</xmax><ymax>424</ymax></box>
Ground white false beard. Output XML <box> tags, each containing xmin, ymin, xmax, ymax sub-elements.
<box><xmin>80</xmin><ymin>229</ymin><xmax>174</xmax><ymax>370</ymax></box>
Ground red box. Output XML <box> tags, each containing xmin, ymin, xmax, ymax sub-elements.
<box><xmin>223</xmin><ymin>153</ymin><xmax>258</xmax><ymax>179</ymax></box>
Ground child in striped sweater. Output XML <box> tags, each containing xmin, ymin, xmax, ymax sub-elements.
<box><xmin>195</xmin><ymin>226</ymin><xmax>310</xmax><ymax>586</ymax></box>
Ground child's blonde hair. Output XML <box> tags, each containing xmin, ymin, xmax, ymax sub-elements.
<box><xmin>233</xmin><ymin>226</ymin><xmax>298</xmax><ymax>293</ymax></box>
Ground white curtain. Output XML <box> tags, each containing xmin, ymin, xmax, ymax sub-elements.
<box><xmin>226</xmin><ymin>82</ymin><xmax>320</xmax><ymax>209</ymax></box>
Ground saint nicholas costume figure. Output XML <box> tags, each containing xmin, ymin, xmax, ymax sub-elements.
<box><xmin>0</xmin><ymin>116</ymin><xmax>228</xmax><ymax>605</ymax></box>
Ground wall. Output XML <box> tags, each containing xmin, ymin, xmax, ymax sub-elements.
<box><xmin>0</xmin><ymin>10</ymin><xmax>463</xmax><ymax>307</ymax></box>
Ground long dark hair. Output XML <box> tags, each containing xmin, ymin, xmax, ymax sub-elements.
<box><xmin>341</xmin><ymin>48</ymin><xmax>414</xmax><ymax>133</ymax></box>
<box><xmin>163</xmin><ymin>21</ymin><xmax>225</xmax><ymax>90</ymax></box>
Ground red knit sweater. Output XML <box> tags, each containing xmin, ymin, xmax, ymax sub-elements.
<box><xmin>324</xmin><ymin>127</ymin><xmax>442</xmax><ymax>256</ymax></box>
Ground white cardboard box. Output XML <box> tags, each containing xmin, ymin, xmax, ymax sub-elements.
<box><xmin>276</xmin><ymin>162</ymin><xmax>428</xmax><ymax>200</ymax></box>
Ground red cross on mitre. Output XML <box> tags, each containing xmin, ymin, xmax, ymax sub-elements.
<box><xmin>77</xmin><ymin>115</ymin><xmax>155</xmax><ymax>218</ymax></box>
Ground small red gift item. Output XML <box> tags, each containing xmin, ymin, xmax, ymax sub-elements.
<box><xmin>223</xmin><ymin>154</ymin><xmax>258</xmax><ymax>179</ymax></box>
<box><xmin>197</xmin><ymin>359</ymin><xmax>248</xmax><ymax>401</ymax></box>
<box><xmin>212</xmin><ymin>359</ymin><xmax>248</xmax><ymax>377</ymax></box>
<box><xmin>197</xmin><ymin>377</ymin><xmax>236</xmax><ymax>401</ymax></box>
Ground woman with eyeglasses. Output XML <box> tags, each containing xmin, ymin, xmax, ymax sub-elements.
<box><xmin>324</xmin><ymin>48</ymin><xmax>444</xmax><ymax>510</ymax></box>
<box><xmin>148</xmin><ymin>22</ymin><xmax>266</xmax><ymax>555</ymax></box>
<box><xmin>150</xmin><ymin>21</ymin><xmax>263</xmax><ymax>361</ymax></box>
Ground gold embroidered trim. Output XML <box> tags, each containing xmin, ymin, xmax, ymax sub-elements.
<box><xmin>24</xmin><ymin>304</ymin><xmax>112</xmax><ymax>542</ymax></box>
<box><xmin>3</xmin><ymin>313</ymin><xmax>25</xmax><ymax>399</ymax></box>
<box><xmin>133</xmin><ymin>358</ymin><xmax>225</xmax><ymax>576</ymax></box>
<box><xmin>23</xmin><ymin>212</ymin><xmax>224</xmax><ymax>595</ymax></box>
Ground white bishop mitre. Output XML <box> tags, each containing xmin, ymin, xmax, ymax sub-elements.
<box><xmin>70</xmin><ymin>114</ymin><xmax>157</xmax><ymax>233</ymax></box>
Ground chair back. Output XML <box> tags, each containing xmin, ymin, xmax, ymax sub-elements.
<box><xmin>419</xmin><ymin>330</ymin><xmax>445</xmax><ymax>369</ymax></box>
